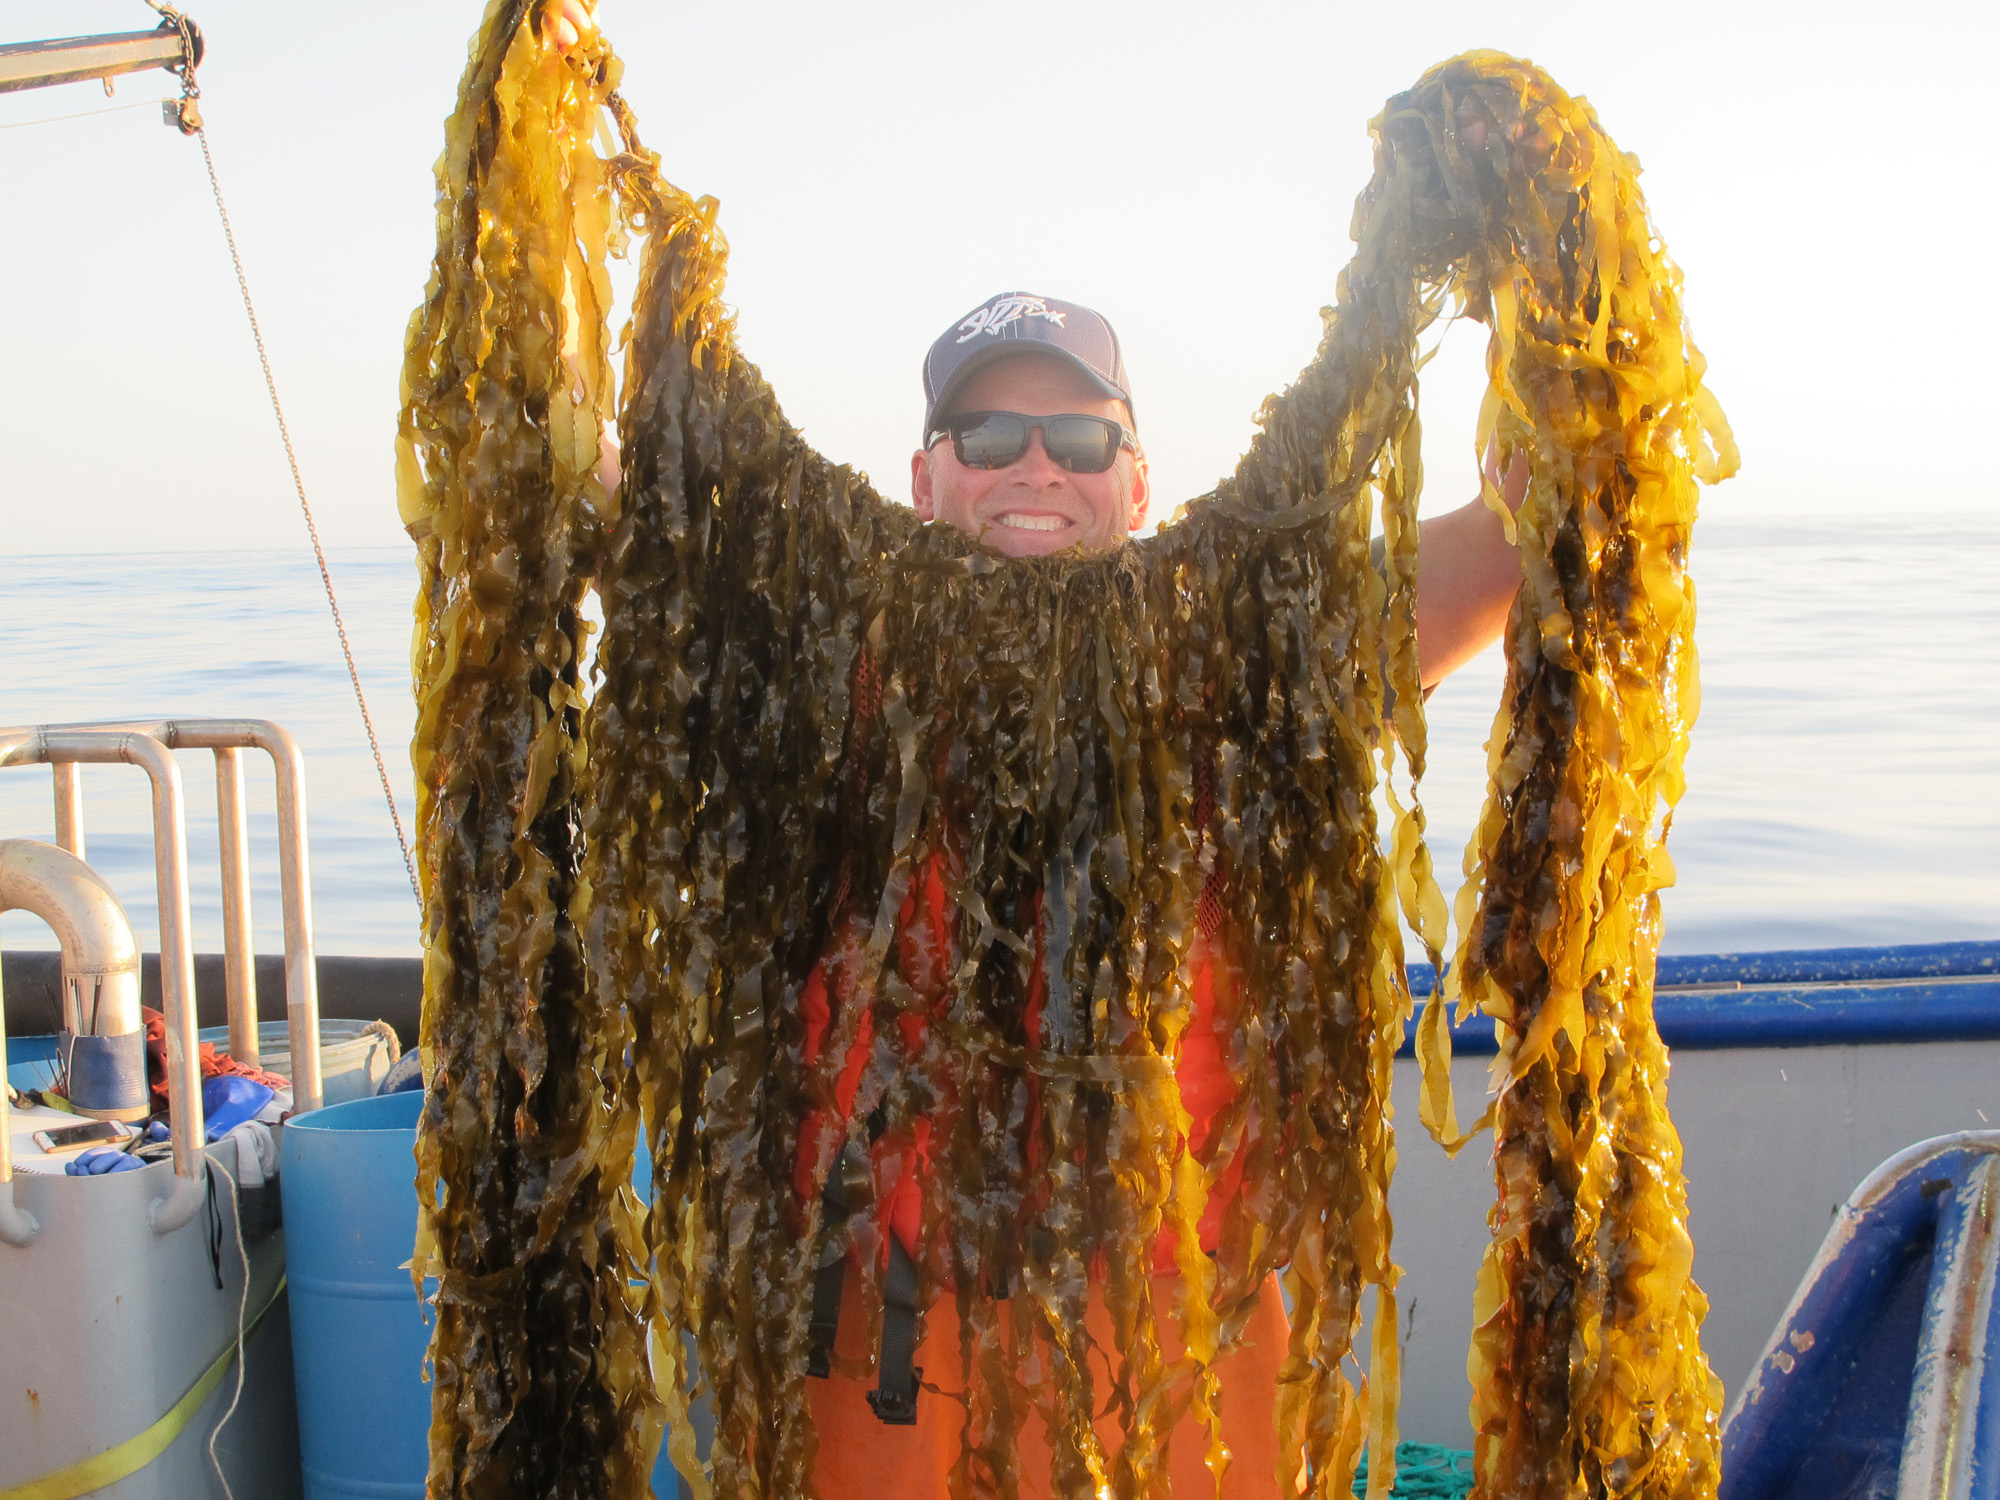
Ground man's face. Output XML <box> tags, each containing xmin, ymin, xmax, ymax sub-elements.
<box><xmin>911</xmin><ymin>353</ymin><xmax>1149</xmax><ymax>558</ymax></box>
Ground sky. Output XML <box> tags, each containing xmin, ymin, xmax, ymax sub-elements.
<box><xmin>2</xmin><ymin>0</ymin><xmax>1995</xmax><ymax>556</ymax></box>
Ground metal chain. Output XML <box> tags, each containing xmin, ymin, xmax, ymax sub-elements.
<box><xmin>153</xmin><ymin>5</ymin><xmax>422</xmax><ymax>909</ymax></box>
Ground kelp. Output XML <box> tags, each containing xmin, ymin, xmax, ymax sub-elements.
<box><xmin>401</xmin><ymin>9</ymin><xmax>1732</xmax><ymax>1499</ymax></box>
<box><xmin>1403</xmin><ymin>59</ymin><xmax>1738</xmax><ymax>1500</ymax></box>
<box><xmin>398</xmin><ymin>3</ymin><xmax>655</xmax><ymax>1496</ymax></box>
<box><xmin>586</xmin><ymin>130</ymin><xmax>1420</xmax><ymax>1500</ymax></box>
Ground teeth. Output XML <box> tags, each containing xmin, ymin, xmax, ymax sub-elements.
<box><xmin>997</xmin><ymin>514</ymin><xmax>1067</xmax><ymax>532</ymax></box>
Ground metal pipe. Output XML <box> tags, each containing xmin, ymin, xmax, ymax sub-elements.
<box><xmin>52</xmin><ymin>762</ymin><xmax>84</xmax><ymax>859</ymax></box>
<box><xmin>0</xmin><ymin>729</ymin><xmax>205</xmax><ymax>1234</ymax></box>
<box><xmin>0</xmin><ymin>933</ymin><xmax>42</xmax><ymax>1247</ymax></box>
<box><xmin>144</xmin><ymin>720</ymin><xmax>320</xmax><ymax>1111</ymax></box>
<box><xmin>59</xmin><ymin>719</ymin><xmax>322</xmax><ymax>1111</ymax></box>
<box><xmin>0</xmin><ymin>26</ymin><xmax>191</xmax><ymax>97</ymax></box>
<box><xmin>0</xmin><ymin>21</ymin><xmax>201</xmax><ymax>99</ymax></box>
<box><xmin>3</xmin><ymin>715</ymin><xmax>325</xmax><ymax>1117</ymax></box>
<box><xmin>0</xmin><ymin>839</ymin><xmax>146</xmax><ymax>1122</ymax></box>
<box><xmin>214</xmin><ymin>746</ymin><xmax>259</xmax><ymax>1068</ymax></box>
<box><xmin>1897</xmin><ymin>1153</ymin><xmax>2000</xmax><ymax>1500</ymax></box>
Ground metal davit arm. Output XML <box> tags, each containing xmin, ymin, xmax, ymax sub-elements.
<box><xmin>0</xmin><ymin>24</ymin><xmax>194</xmax><ymax>96</ymax></box>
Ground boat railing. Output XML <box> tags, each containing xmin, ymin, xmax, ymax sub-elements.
<box><xmin>0</xmin><ymin>717</ymin><xmax>321</xmax><ymax>1245</ymax></box>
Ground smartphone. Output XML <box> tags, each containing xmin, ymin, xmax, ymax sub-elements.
<box><xmin>32</xmin><ymin>1119</ymin><xmax>134</xmax><ymax>1155</ymax></box>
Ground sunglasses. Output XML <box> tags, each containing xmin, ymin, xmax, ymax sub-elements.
<box><xmin>928</xmin><ymin>411</ymin><xmax>1138</xmax><ymax>475</ymax></box>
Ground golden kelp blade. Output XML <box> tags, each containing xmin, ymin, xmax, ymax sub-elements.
<box><xmin>1397</xmin><ymin>53</ymin><xmax>1736</xmax><ymax>1500</ymax></box>
<box><xmin>398</xmin><ymin>2</ymin><xmax>655</xmax><ymax>1496</ymax></box>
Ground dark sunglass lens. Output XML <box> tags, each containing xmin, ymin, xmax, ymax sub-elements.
<box><xmin>953</xmin><ymin>413</ymin><xmax>1029</xmax><ymax>469</ymax></box>
<box><xmin>1043</xmin><ymin>417</ymin><xmax>1120</xmax><ymax>474</ymax></box>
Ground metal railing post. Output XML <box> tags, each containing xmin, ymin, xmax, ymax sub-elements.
<box><xmin>52</xmin><ymin>762</ymin><xmax>84</xmax><ymax>859</ymax></box>
<box><xmin>52</xmin><ymin>718</ymin><xmax>323</xmax><ymax>1113</ymax></box>
<box><xmin>214</xmin><ymin>746</ymin><xmax>259</xmax><ymax>1069</ymax></box>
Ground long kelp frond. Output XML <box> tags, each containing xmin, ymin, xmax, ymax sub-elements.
<box><xmin>401</xmin><ymin>4</ymin><xmax>655</xmax><ymax>1495</ymax></box>
<box><xmin>1392</xmin><ymin>53</ymin><xmax>1736</xmax><ymax>1500</ymax></box>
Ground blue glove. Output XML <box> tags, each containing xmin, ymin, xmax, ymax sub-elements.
<box><xmin>66</xmin><ymin>1147</ymin><xmax>143</xmax><ymax>1176</ymax></box>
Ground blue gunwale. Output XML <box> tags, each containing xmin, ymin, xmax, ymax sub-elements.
<box><xmin>1400</xmin><ymin>940</ymin><xmax>2000</xmax><ymax>1057</ymax></box>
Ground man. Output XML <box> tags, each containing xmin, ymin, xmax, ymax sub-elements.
<box><xmin>785</xmin><ymin>290</ymin><xmax>1524</xmax><ymax>1499</ymax></box>
<box><xmin>909</xmin><ymin>289</ymin><xmax>1523</xmax><ymax>685</ymax></box>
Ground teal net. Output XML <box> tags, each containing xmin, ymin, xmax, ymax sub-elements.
<box><xmin>1352</xmin><ymin>1443</ymin><xmax>1476</xmax><ymax>1500</ymax></box>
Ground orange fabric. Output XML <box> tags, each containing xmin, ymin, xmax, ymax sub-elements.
<box><xmin>794</xmin><ymin>858</ymin><xmax>953</xmax><ymax>1251</ymax></box>
<box><xmin>807</xmin><ymin>1265</ymin><xmax>1294</xmax><ymax>1500</ymax></box>
<box><xmin>794</xmin><ymin>861</ymin><xmax>1244</xmax><ymax>1245</ymax></box>
<box><xmin>795</xmin><ymin>847</ymin><xmax>1277</xmax><ymax>1496</ymax></box>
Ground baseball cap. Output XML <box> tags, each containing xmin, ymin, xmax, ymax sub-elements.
<box><xmin>922</xmin><ymin>292</ymin><xmax>1133</xmax><ymax>440</ymax></box>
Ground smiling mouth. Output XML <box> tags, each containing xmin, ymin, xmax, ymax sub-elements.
<box><xmin>995</xmin><ymin>513</ymin><xmax>1070</xmax><ymax>533</ymax></box>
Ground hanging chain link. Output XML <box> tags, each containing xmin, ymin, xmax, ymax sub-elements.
<box><xmin>151</xmin><ymin>2</ymin><xmax>423</xmax><ymax>912</ymax></box>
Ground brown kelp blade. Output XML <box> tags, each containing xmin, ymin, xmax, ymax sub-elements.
<box><xmin>400</xmin><ymin>2</ymin><xmax>655</xmax><ymax>1496</ymax></box>
<box><xmin>1393</xmin><ymin>52</ymin><xmax>1736</xmax><ymax>1500</ymax></box>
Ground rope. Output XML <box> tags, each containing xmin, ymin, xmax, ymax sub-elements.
<box><xmin>0</xmin><ymin>97</ymin><xmax>175</xmax><ymax>132</ymax></box>
<box><xmin>205</xmin><ymin>1154</ymin><xmax>253</xmax><ymax>1500</ymax></box>
<box><xmin>146</xmin><ymin>1</ymin><xmax>421</xmax><ymax>911</ymax></box>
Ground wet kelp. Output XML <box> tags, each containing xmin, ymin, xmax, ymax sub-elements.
<box><xmin>586</xmin><ymin>139</ymin><xmax>1422</xmax><ymax>1500</ymax></box>
<box><xmin>401</xmin><ymin>8</ymin><xmax>1732</xmax><ymax>1499</ymax></box>
<box><xmin>398</xmin><ymin>4</ymin><xmax>655</xmax><ymax>1496</ymax></box>
<box><xmin>1404</xmin><ymin>61</ymin><xmax>1739</xmax><ymax>1500</ymax></box>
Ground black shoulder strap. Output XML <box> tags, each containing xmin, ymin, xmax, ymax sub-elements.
<box><xmin>866</xmin><ymin>1233</ymin><xmax>921</xmax><ymax>1425</ymax></box>
<box><xmin>806</xmin><ymin>1239</ymin><xmax>846</xmax><ymax>1379</ymax></box>
<box><xmin>804</xmin><ymin>1137</ymin><xmax>922</xmax><ymax>1425</ymax></box>
<box><xmin>807</xmin><ymin>1143</ymin><xmax>867</xmax><ymax>1379</ymax></box>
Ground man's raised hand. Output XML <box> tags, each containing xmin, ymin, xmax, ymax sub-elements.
<box><xmin>553</xmin><ymin>0</ymin><xmax>597</xmax><ymax>53</ymax></box>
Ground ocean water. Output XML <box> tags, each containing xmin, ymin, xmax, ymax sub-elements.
<box><xmin>1</xmin><ymin>518</ymin><xmax>1995</xmax><ymax>960</ymax></box>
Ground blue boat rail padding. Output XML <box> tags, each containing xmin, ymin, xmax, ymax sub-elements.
<box><xmin>1718</xmin><ymin>1130</ymin><xmax>2000</xmax><ymax>1500</ymax></box>
<box><xmin>1401</xmin><ymin>939</ymin><xmax>2000</xmax><ymax>1057</ymax></box>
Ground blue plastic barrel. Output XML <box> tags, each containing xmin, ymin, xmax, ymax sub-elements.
<box><xmin>280</xmin><ymin>1091</ymin><xmax>690</xmax><ymax>1498</ymax></box>
<box><xmin>281</xmin><ymin>1090</ymin><xmax>431</xmax><ymax>1499</ymax></box>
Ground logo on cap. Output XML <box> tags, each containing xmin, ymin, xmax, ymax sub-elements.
<box><xmin>956</xmin><ymin>294</ymin><xmax>1068</xmax><ymax>343</ymax></box>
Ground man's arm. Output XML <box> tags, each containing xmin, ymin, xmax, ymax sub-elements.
<box><xmin>1414</xmin><ymin>453</ymin><xmax>1527</xmax><ymax>688</ymax></box>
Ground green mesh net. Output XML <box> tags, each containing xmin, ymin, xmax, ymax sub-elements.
<box><xmin>1352</xmin><ymin>1444</ymin><xmax>1475</xmax><ymax>1500</ymax></box>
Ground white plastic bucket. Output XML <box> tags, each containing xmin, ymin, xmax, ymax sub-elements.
<box><xmin>201</xmin><ymin>1019</ymin><xmax>397</xmax><ymax>1106</ymax></box>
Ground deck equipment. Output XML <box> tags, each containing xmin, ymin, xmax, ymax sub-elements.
<box><xmin>0</xmin><ymin>718</ymin><xmax>321</xmax><ymax>1500</ymax></box>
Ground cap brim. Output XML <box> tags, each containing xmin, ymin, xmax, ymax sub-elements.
<box><xmin>925</xmin><ymin>345</ymin><xmax>1130</xmax><ymax>440</ymax></box>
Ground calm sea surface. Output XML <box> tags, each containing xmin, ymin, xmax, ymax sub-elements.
<box><xmin>2</xmin><ymin>519</ymin><xmax>1995</xmax><ymax>959</ymax></box>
